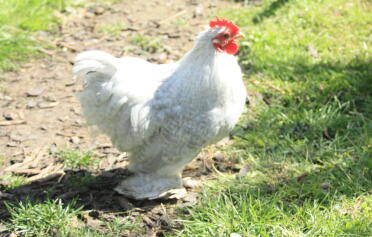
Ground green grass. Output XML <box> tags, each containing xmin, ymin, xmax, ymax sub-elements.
<box><xmin>177</xmin><ymin>184</ymin><xmax>371</xmax><ymax>236</ymax></box>
<box><xmin>5</xmin><ymin>198</ymin><xmax>82</xmax><ymax>236</ymax></box>
<box><xmin>2</xmin><ymin>0</ymin><xmax>371</xmax><ymax>236</ymax></box>
<box><xmin>173</xmin><ymin>0</ymin><xmax>372</xmax><ymax>236</ymax></box>
<box><xmin>0</xmin><ymin>155</ymin><xmax>5</xmax><ymax>167</ymax></box>
<box><xmin>130</xmin><ymin>34</ymin><xmax>166</xmax><ymax>53</ymax></box>
<box><xmin>0</xmin><ymin>0</ymin><xmax>69</xmax><ymax>71</ymax></box>
<box><xmin>54</xmin><ymin>149</ymin><xmax>97</xmax><ymax>169</ymax></box>
<box><xmin>67</xmin><ymin>172</ymin><xmax>96</xmax><ymax>186</ymax></box>
<box><xmin>97</xmin><ymin>22</ymin><xmax>124</xmax><ymax>37</ymax></box>
<box><xmin>0</xmin><ymin>0</ymin><xmax>126</xmax><ymax>71</ymax></box>
<box><xmin>0</xmin><ymin>174</ymin><xmax>28</xmax><ymax>190</ymax></box>
<box><xmin>4</xmin><ymin>197</ymin><xmax>142</xmax><ymax>237</ymax></box>
<box><xmin>174</xmin><ymin>19</ymin><xmax>189</xmax><ymax>27</ymax></box>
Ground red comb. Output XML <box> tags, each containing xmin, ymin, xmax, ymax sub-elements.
<box><xmin>209</xmin><ymin>17</ymin><xmax>239</xmax><ymax>35</ymax></box>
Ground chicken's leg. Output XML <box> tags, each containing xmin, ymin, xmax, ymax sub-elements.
<box><xmin>115</xmin><ymin>149</ymin><xmax>199</xmax><ymax>200</ymax></box>
<box><xmin>115</xmin><ymin>172</ymin><xmax>186</xmax><ymax>200</ymax></box>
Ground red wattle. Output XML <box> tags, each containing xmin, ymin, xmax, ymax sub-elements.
<box><xmin>225</xmin><ymin>41</ymin><xmax>238</xmax><ymax>55</ymax></box>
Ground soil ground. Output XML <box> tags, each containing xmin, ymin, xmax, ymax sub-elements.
<box><xmin>0</xmin><ymin>0</ymin><xmax>245</xmax><ymax>236</ymax></box>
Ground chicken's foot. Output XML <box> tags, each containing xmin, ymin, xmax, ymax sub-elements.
<box><xmin>115</xmin><ymin>173</ymin><xmax>186</xmax><ymax>200</ymax></box>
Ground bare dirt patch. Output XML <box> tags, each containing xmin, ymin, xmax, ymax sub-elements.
<box><xmin>0</xmin><ymin>0</ymin><xmax>244</xmax><ymax>235</ymax></box>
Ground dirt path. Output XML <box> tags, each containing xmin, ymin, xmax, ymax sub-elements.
<box><xmin>0</xmin><ymin>0</ymin><xmax>243</xmax><ymax>235</ymax></box>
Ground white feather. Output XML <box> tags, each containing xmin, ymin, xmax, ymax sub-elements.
<box><xmin>73</xmin><ymin>26</ymin><xmax>246</xmax><ymax>199</ymax></box>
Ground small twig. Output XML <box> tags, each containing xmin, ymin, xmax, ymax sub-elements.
<box><xmin>4</xmin><ymin>150</ymin><xmax>38</xmax><ymax>172</ymax></box>
<box><xmin>4</xmin><ymin>155</ymin><xmax>31</xmax><ymax>172</ymax></box>
<box><xmin>211</xmin><ymin>163</ymin><xmax>225</xmax><ymax>176</ymax></box>
<box><xmin>56</xmin><ymin>132</ymin><xmax>75</xmax><ymax>137</ymax></box>
<box><xmin>0</xmin><ymin>120</ymin><xmax>26</xmax><ymax>126</ymax></box>
<box><xmin>4</xmin><ymin>163</ymin><xmax>25</xmax><ymax>172</ymax></box>
<box><xmin>251</xmin><ymin>79</ymin><xmax>286</xmax><ymax>94</ymax></box>
<box><xmin>31</xmin><ymin>171</ymin><xmax>65</xmax><ymax>183</ymax></box>
<box><xmin>30</xmin><ymin>146</ymin><xmax>46</xmax><ymax>168</ymax></box>
<box><xmin>35</xmin><ymin>47</ymin><xmax>67</xmax><ymax>62</ymax></box>
<box><xmin>56</xmin><ymin>41</ymin><xmax>79</xmax><ymax>52</ymax></box>
<box><xmin>159</xmin><ymin>10</ymin><xmax>188</xmax><ymax>24</ymax></box>
<box><xmin>12</xmin><ymin>168</ymin><xmax>41</xmax><ymax>176</ymax></box>
<box><xmin>27</xmin><ymin>163</ymin><xmax>64</xmax><ymax>182</ymax></box>
<box><xmin>35</xmin><ymin>46</ymin><xmax>54</xmax><ymax>56</ymax></box>
<box><xmin>57</xmin><ymin>172</ymin><xmax>66</xmax><ymax>183</ymax></box>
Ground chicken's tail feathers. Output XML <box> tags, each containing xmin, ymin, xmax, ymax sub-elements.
<box><xmin>73</xmin><ymin>50</ymin><xmax>118</xmax><ymax>79</ymax></box>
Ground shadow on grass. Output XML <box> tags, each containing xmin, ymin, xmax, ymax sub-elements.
<box><xmin>0</xmin><ymin>167</ymin><xmax>177</xmax><ymax>221</ymax></box>
<box><xmin>227</xmin><ymin>54</ymin><xmax>372</xmax><ymax>208</ymax></box>
<box><xmin>252</xmin><ymin>0</ymin><xmax>290</xmax><ymax>24</ymax></box>
<box><xmin>252</xmin><ymin>156</ymin><xmax>371</xmax><ymax>205</ymax></box>
<box><xmin>243</xmin><ymin>54</ymin><xmax>372</xmax><ymax>117</ymax></box>
<box><xmin>176</xmin><ymin>149</ymin><xmax>372</xmax><ymax>235</ymax></box>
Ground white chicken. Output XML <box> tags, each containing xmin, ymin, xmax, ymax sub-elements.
<box><xmin>73</xmin><ymin>18</ymin><xmax>246</xmax><ymax>200</ymax></box>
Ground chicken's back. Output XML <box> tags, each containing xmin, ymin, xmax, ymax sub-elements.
<box><xmin>73</xmin><ymin>50</ymin><xmax>177</xmax><ymax>151</ymax></box>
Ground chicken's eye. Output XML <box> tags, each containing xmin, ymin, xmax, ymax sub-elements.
<box><xmin>223</xmin><ymin>33</ymin><xmax>230</xmax><ymax>39</ymax></box>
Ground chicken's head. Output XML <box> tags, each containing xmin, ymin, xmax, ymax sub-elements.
<box><xmin>209</xmin><ymin>17</ymin><xmax>244</xmax><ymax>55</ymax></box>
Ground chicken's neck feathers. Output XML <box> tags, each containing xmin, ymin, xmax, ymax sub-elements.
<box><xmin>160</xmin><ymin>34</ymin><xmax>240</xmax><ymax>109</ymax></box>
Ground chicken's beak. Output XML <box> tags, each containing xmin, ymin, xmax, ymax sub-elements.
<box><xmin>234</xmin><ymin>32</ymin><xmax>245</xmax><ymax>40</ymax></box>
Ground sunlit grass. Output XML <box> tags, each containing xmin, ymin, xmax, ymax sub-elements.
<box><xmin>5</xmin><ymin>198</ymin><xmax>143</xmax><ymax>237</ymax></box>
<box><xmin>174</xmin><ymin>0</ymin><xmax>372</xmax><ymax>236</ymax></box>
<box><xmin>0</xmin><ymin>174</ymin><xmax>28</xmax><ymax>190</ymax></box>
<box><xmin>130</xmin><ymin>34</ymin><xmax>166</xmax><ymax>53</ymax></box>
<box><xmin>1</xmin><ymin>0</ymin><xmax>371</xmax><ymax>236</ymax></box>
<box><xmin>0</xmin><ymin>0</ymin><xmax>68</xmax><ymax>71</ymax></box>
<box><xmin>97</xmin><ymin>22</ymin><xmax>124</xmax><ymax>37</ymax></box>
<box><xmin>0</xmin><ymin>0</ymin><xmax>128</xmax><ymax>71</ymax></box>
<box><xmin>54</xmin><ymin>149</ymin><xmax>98</xmax><ymax>169</ymax></box>
<box><xmin>5</xmin><ymin>198</ymin><xmax>82</xmax><ymax>236</ymax></box>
